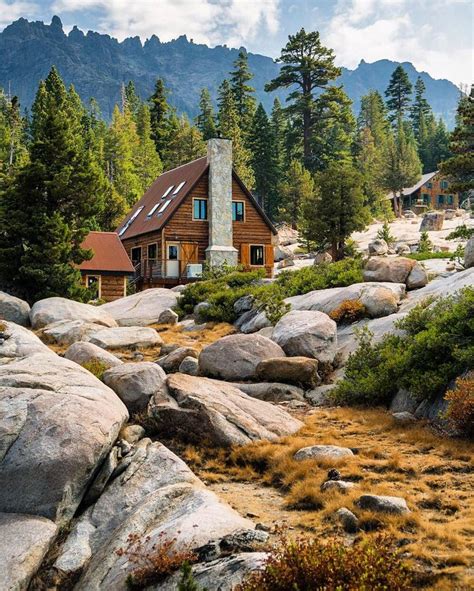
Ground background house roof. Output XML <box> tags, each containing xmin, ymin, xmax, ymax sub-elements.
<box><xmin>387</xmin><ymin>171</ymin><xmax>439</xmax><ymax>200</ymax></box>
<box><xmin>78</xmin><ymin>231</ymin><xmax>134</xmax><ymax>273</ymax></box>
<box><xmin>116</xmin><ymin>156</ymin><xmax>277</xmax><ymax>241</ymax></box>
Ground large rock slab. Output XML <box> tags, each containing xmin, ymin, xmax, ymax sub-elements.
<box><xmin>102</xmin><ymin>362</ymin><xmax>167</xmax><ymax>412</ymax></box>
<box><xmin>0</xmin><ymin>346</ymin><xmax>128</xmax><ymax>524</ymax></box>
<box><xmin>65</xmin><ymin>440</ymin><xmax>253</xmax><ymax>590</ymax></box>
<box><xmin>88</xmin><ymin>326</ymin><xmax>163</xmax><ymax>350</ymax></box>
<box><xmin>272</xmin><ymin>310</ymin><xmax>337</xmax><ymax>365</ymax></box>
<box><xmin>256</xmin><ymin>356</ymin><xmax>320</xmax><ymax>388</ymax></box>
<box><xmin>0</xmin><ymin>321</ymin><xmax>53</xmax><ymax>363</ymax></box>
<box><xmin>30</xmin><ymin>297</ymin><xmax>117</xmax><ymax>329</ymax></box>
<box><xmin>41</xmin><ymin>319</ymin><xmax>106</xmax><ymax>346</ymax></box>
<box><xmin>363</xmin><ymin>257</ymin><xmax>427</xmax><ymax>289</ymax></box>
<box><xmin>0</xmin><ymin>513</ymin><xmax>57</xmax><ymax>591</ymax></box>
<box><xmin>356</xmin><ymin>494</ymin><xmax>410</xmax><ymax>514</ymax></box>
<box><xmin>420</xmin><ymin>211</ymin><xmax>444</xmax><ymax>231</ymax></box>
<box><xmin>100</xmin><ymin>288</ymin><xmax>178</xmax><ymax>326</ymax></box>
<box><xmin>64</xmin><ymin>341</ymin><xmax>123</xmax><ymax>369</ymax></box>
<box><xmin>229</xmin><ymin>381</ymin><xmax>305</xmax><ymax>402</ymax></box>
<box><xmin>149</xmin><ymin>374</ymin><xmax>302</xmax><ymax>447</ymax></box>
<box><xmin>0</xmin><ymin>292</ymin><xmax>30</xmax><ymax>326</ymax></box>
<box><xmin>199</xmin><ymin>334</ymin><xmax>286</xmax><ymax>381</ymax></box>
<box><xmin>285</xmin><ymin>282</ymin><xmax>405</xmax><ymax>319</ymax></box>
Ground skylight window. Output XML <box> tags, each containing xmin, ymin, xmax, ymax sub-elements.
<box><xmin>147</xmin><ymin>203</ymin><xmax>160</xmax><ymax>218</ymax></box>
<box><xmin>157</xmin><ymin>199</ymin><xmax>171</xmax><ymax>214</ymax></box>
<box><xmin>162</xmin><ymin>186</ymin><xmax>174</xmax><ymax>199</ymax></box>
<box><xmin>118</xmin><ymin>206</ymin><xmax>144</xmax><ymax>235</ymax></box>
<box><xmin>172</xmin><ymin>181</ymin><xmax>186</xmax><ymax>195</ymax></box>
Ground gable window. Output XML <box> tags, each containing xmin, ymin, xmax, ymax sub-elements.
<box><xmin>193</xmin><ymin>198</ymin><xmax>208</xmax><ymax>220</ymax></box>
<box><xmin>441</xmin><ymin>180</ymin><xmax>449</xmax><ymax>189</ymax></box>
<box><xmin>426</xmin><ymin>182</ymin><xmax>433</xmax><ymax>189</ymax></box>
<box><xmin>232</xmin><ymin>201</ymin><xmax>245</xmax><ymax>221</ymax></box>
<box><xmin>250</xmin><ymin>245</ymin><xmax>264</xmax><ymax>266</ymax></box>
<box><xmin>147</xmin><ymin>243</ymin><xmax>157</xmax><ymax>260</ymax></box>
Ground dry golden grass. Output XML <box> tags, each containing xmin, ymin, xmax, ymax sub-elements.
<box><xmin>174</xmin><ymin>406</ymin><xmax>474</xmax><ymax>589</ymax></box>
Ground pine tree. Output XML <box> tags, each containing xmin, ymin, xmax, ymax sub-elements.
<box><xmin>270</xmin><ymin>97</ymin><xmax>287</xmax><ymax>174</ymax></box>
<box><xmin>125</xmin><ymin>81</ymin><xmax>142</xmax><ymax>120</ymax></box>
<box><xmin>135</xmin><ymin>103</ymin><xmax>163</xmax><ymax>190</ymax></box>
<box><xmin>410</xmin><ymin>77</ymin><xmax>431</xmax><ymax>140</ymax></box>
<box><xmin>230</xmin><ymin>49</ymin><xmax>256</xmax><ymax>136</ymax></box>
<box><xmin>440</xmin><ymin>85</ymin><xmax>474</xmax><ymax>193</ymax></box>
<box><xmin>217</xmin><ymin>80</ymin><xmax>255</xmax><ymax>188</ymax></box>
<box><xmin>0</xmin><ymin>92</ymin><xmax>28</xmax><ymax>187</ymax></box>
<box><xmin>278</xmin><ymin>160</ymin><xmax>313</xmax><ymax>228</ymax></box>
<box><xmin>149</xmin><ymin>78</ymin><xmax>171</xmax><ymax>159</ymax></box>
<box><xmin>164</xmin><ymin>114</ymin><xmax>206</xmax><ymax>170</ymax></box>
<box><xmin>0</xmin><ymin>67</ymin><xmax>108</xmax><ymax>302</ymax></box>
<box><xmin>305</xmin><ymin>161</ymin><xmax>370</xmax><ymax>260</ymax></box>
<box><xmin>248</xmin><ymin>103</ymin><xmax>279</xmax><ymax>216</ymax></box>
<box><xmin>265</xmin><ymin>29</ymin><xmax>341</xmax><ymax>169</ymax></box>
<box><xmin>385</xmin><ymin>65</ymin><xmax>413</xmax><ymax>124</ymax></box>
<box><xmin>195</xmin><ymin>88</ymin><xmax>217</xmax><ymax>140</ymax></box>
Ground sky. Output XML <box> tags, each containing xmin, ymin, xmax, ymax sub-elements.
<box><xmin>0</xmin><ymin>0</ymin><xmax>472</xmax><ymax>85</ymax></box>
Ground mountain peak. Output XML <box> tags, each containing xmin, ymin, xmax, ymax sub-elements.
<box><xmin>51</xmin><ymin>15</ymin><xmax>63</xmax><ymax>29</ymax></box>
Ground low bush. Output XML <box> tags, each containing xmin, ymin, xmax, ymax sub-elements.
<box><xmin>81</xmin><ymin>359</ymin><xmax>109</xmax><ymax>380</ymax></box>
<box><xmin>0</xmin><ymin>321</ymin><xmax>7</xmax><ymax>332</ymax></box>
<box><xmin>418</xmin><ymin>230</ymin><xmax>433</xmax><ymax>253</ymax></box>
<box><xmin>329</xmin><ymin>299</ymin><xmax>366</xmax><ymax>324</ymax></box>
<box><xmin>239</xmin><ymin>533</ymin><xmax>412</xmax><ymax>591</ymax></box>
<box><xmin>377</xmin><ymin>221</ymin><xmax>395</xmax><ymax>246</ymax></box>
<box><xmin>444</xmin><ymin>377</ymin><xmax>474</xmax><ymax>438</ymax></box>
<box><xmin>406</xmin><ymin>251</ymin><xmax>452</xmax><ymax>261</ymax></box>
<box><xmin>117</xmin><ymin>532</ymin><xmax>196</xmax><ymax>590</ymax></box>
<box><xmin>446</xmin><ymin>224</ymin><xmax>474</xmax><ymax>241</ymax></box>
<box><xmin>333</xmin><ymin>288</ymin><xmax>474</xmax><ymax>406</ymax></box>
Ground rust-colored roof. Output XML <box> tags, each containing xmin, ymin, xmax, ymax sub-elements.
<box><xmin>116</xmin><ymin>157</ymin><xmax>209</xmax><ymax>240</ymax></box>
<box><xmin>116</xmin><ymin>156</ymin><xmax>277</xmax><ymax>240</ymax></box>
<box><xmin>78</xmin><ymin>232</ymin><xmax>134</xmax><ymax>273</ymax></box>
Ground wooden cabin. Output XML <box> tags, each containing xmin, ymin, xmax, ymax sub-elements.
<box><xmin>117</xmin><ymin>139</ymin><xmax>277</xmax><ymax>288</ymax></box>
<box><xmin>389</xmin><ymin>171</ymin><xmax>460</xmax><ymax>214</ymax></box>
<box><xmin>78</xmin><ymin>231</ymin><xmax>134</xmax><ymax>301</ymax></box>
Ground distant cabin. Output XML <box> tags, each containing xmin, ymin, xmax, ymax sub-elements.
<box><xmin>388</xmin><ymin>171</ymin><xmax>460</xmax><ymax>213</ymax></box>
<box><xmin>78</xmin><ymin>231</ymin><xmax>134</xmax><ymax>301</ymax></box>
<box><xmin>116</xmin><ymin>138</ymin><xmax>277</xmax><ymax>289</ymax></box>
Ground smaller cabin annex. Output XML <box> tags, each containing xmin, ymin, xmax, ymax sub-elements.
<box><xmin>78</xmin><ymin>231</ymin><xmax>134</xmax><ymax>301</ymax></box>
<box><xmin>117</xmin><ymin>139</ymin><xmax>277</xmax><ymax>288</ymax></box>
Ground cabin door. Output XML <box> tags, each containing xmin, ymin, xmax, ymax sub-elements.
<box><xmin>166</xmin><ymin>242</ymin><xmax>180</xmax><ymax>278</ymax></box>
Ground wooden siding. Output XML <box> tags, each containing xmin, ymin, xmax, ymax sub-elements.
<box><xmin>82</xmin><ymin>273</ymin><xmax>126</xmax><ymax>302</ymax></box>
<box><xmin>404</xmin><ymin>175</ymin><xmax>459</xmax><ymax>210</ymax></box>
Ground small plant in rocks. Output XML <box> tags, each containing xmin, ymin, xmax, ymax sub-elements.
<box><xmin>81</xmin><ymin>359</ymin><xmax>109</xmax><ymax>381</ymax></box>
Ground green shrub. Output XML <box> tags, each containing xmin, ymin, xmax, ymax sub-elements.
<box><xmin>81</xmin><ymin>359</ymin><xmax>109</xmax><ymax>380</ymax></box>
<box><xmin>418</xmin><ymin>230</ymin><xmax>433</xmax><ymax>253</ymax></box>
<box><xmin>446</xmin><ymin>224</ymin><xmax>474</xmax><ymax>241</ymax></box>
<box><xmin>333</xmin><ymin>288</ymin><xmax>474</xmax><ymax>406</ymax></box>
<box><xmin>239</xmin><ymin>534</ymin><xmax>412</xmax><ymax>591</ymax></box>
<box><xmin>253</xmin><ymin>284</ymin><xmax>290</xmax><ymax>325</ymax></box>
<box><xmin>444</xmin><ymin>377</ymin><xmax>474</xmax><ymax>438</ymax></box>
<box><xmin>406</xmin><ymin>251</ymin><xmax>451</xmax><ymax>261</ymax></box>
<box><xmin>377</xmin><ymin>221</ymin><xmax>395</xmax><ymax>246</ymax></box>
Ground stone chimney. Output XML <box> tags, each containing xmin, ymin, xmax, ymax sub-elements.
<box><xmin>205</xmin><ymin>138</ymin><xmax>238</xmax><ymax>266</ymax></box>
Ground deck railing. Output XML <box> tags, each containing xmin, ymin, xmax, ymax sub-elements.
<box><xmin>132</xmin><ymin>259</ymin><xmax>205</xmax><ymax>283</ymax></box>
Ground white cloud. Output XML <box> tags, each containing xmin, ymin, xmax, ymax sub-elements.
<box><xmin>0</xmin><ymin>0</ymin><xmax>38</xmax><ymax>28</ymax></box>
<box><xmin>51</xmin><ymin>0</ymin><xmax>280</xmax><ymax>48</ymax></box>
<box><xmin>324</xmin><ymin>0</ymin><xmax>472</xmax><ymax>83</ymax></box>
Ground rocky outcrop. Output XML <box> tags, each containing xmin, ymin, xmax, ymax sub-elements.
<box><xmin>294</xmin><ymin>445</ymin><xmax>354</xmax><ymax>462</ymax></box>
<box><xmin>272</xmin><ymin>310</ymin><xmax>337</xmax><ymax>365</ymax></box>
<box><xmin>464</xmin><ymin>237</ymin><xmax>474</xmax><ymax>268</ymax></box>
<box><xmin>0</xmin><ymin>291</ymin><xmax>30</xmax><ymax>326</ymax></box>
<box><xmin>41</xmin><ymin>319</ymin><xmax>106</xmax><ymax>345</ymax></box>
<box><xmin>157</xmin><ymin>346</ymin><xmax>199</xmax><ymax>373</ymax></box>
<box><xmin>356</xmin><ymin>494</ymin><xmax>410</xmax><ymax>514</ymax></box>
<box><xmin>102</xmin><ymin>362</ymin><xmax>167</xmax><ymax>412</ymax></box>
<box><xmin>30</xmin><ymin>297</ymin><xmax>117</xmax><ymax>329</ymax></box>
<box><xmin>368</xmin><ymin>238</ymin><xmax>388</xmax><ymax>255</ymax></box>
<box><xmin>256</xmin><ymin>357</ymin><xmax>320</xmax><ymax>388</ymax></box>
<box><xmin>363</xmin><ymin>257</ymin><xmax>427</xmax><ymax>289</ymax></box>
<box><xmin>88</xmin><ymin>326</ymin><xmax>163</xmax><ymax>350</ymax></box>
<box><xmin>0</xmin><ymin>321</ymin><xmax>54</xmax><ymax>362</ymax></box>
<box><xmin>229</xmin><ymin>381</ymin><xmax>305</xmax><ymax>402</ymax></box>
<box><xmin>199</xmin><ymin>334</ymin><xmax>286</xmax><ymax>381</ymax></box>
<box><xmin>64</xmin><ymin>341</ymin><xmax>123</xmax><ymax>369</ymax></box>
<box><xmin>149</xmin><ymin>374</ymin><xmax>302</xmax><ymax>447</ymax></box>
<box><xmin>101</xmin><ymin>288</ymin><xmax>178</xmax><ymax>326</ymax></box>
<box><xmin>179</xmin><ymin>356</ymin><xmax>199</xmax><ymax>376</ymax></box>
<box><xmin>420</xmin><ymin>211</ymin><xmax>444</xmax><ymax>231</ymax></box>
<box><xmin>285</xmin><ymin>282</ymin><xmax>405</xmax><ymax>319</ymax></box>
<box><xmin>157</xmin><ymin>308</ymin><xmax>179</xmax><ymax>325</ymax></box>
<box><xmin>236</xmin><ymin>310</ymin><xmax>272</xmax><ymax>334</ymax></box>
<box><xmin>0</xmin><ymin>513</ymin><xmax>57</xmax><ymax>591</ymax></box>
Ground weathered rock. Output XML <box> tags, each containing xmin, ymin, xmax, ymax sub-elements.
<box><xmin>30</xmin><ymin>297</ymin><xmax>117</xmax><ymax>330</ymax></box>
<box><xmin>41</xmin><ymin>319</ymin><xmax>106</xmax><ymax>345</ymax></box>
<box><xmin>420</xmin><ymin>211</ymin><xmax>444</xmax><ymax>231</ymax></box>
<box><xmin>119</xmin><ymin>424</ymin><xmax>145</xmax><ymax>444</ymax></box>
<box><xmin>305</xmin><ymin>384</ymin><xmax>335</xmax><ymax>406</ymax></box>
<box><xmin>179</xmin><ymin>355</ymin><xmax>199</xmax><ymax>376</ymax></box>
<box><xmin>149</xmin><ymin>374</ymin><xmax>302</xmax><ymax>447</ymax></box>
<box><xmin>236</xmin><ymin>308</ymin><xmax>272</xmax><ymax>334</ymax></box>
<box><xmin>286</xmin><ymin>282</ymin><xmax>405</xmax><ymax>318</ymax></box>
<box><xmin>194</xmin><ymin>301</ymin><xmax>211</xmax><ymax>322</ymax></box>
<box><xmin>69</xmin><ymin>440</ymin><xmax>254</xmax><ymax>590</ymax></box>
<box><xmin>64</xmin><ymin>341</ymin><xmax>123</xmax><ymax>369</ymax></box>
<box><xmin>363</xmin><ymin>257</ymin><xmax>427</xmax><ymax>289</ymax></box>
<box><xmin>294</xmin><ymin>445</ymin><xmax>354</xmax><ymax>462</ymax></box>
<box><xmin>368</xmin><ymin>238</ymin><xmax>388</xmax><ymax>255</ymax></box>
<box><xmin>157</xmin><ymin>346</ymin><xmax>199</xmax><ymax>373</ymax></box>
<box><xmin>321</xmin><ymin>480</ymin><xmax>355</xmax><ymax>492</ymax></box>
<box><xmin>275</xmin><ymin>244</ymin><xmax>294</xmax><ymax>261</ymax></box>
<box><xmin>171</xmin><ymin>284</ymin><xmax>187</xmax><ymax>293</ymax></box>
<box><xmin>0</xmin><ymin>513</ymin><xmax>57</xmax><ymax>591</ymax></box>
<box><xmin>229</xmin><ymin>381</ymin><xmax>305</xmax><ymax>402</ymax></box>
<box><xmin>464</xmin><ymin>237</ymin><xmax>474</xmax><ymax>268</ymax></box>
<box><xmin>0</xmin><ymin>349</ymin><xmax>128</xmax><ymax>524</ymax></box>
<box><xmin>199</xmin><ymin>334</ymin><xmax>286</xmax><ymax>381</ymax></box>
<box><xmin>0</xmin><ymin>321</ymin><xmax>54</xmax><ymax>363</ymax></box>
<box><xmin>157</xmin><ymin>308</ymin><xmax>179</xmax><ymax>325</ymax></box>
<box><xmin>196</xmin><ymin>529</ymin><xmax>269</xmax><ymax>562</ymax></box>
<box><xmin>272</xmin><ymin>310</ymin><xmax>337</xmax><ymax>365</ymax></box>
<box><xmin>335</xmin><ymin>507</ymin><xmax>359</xmax><ymax>533</ymax></box>
<box><xmin>0</xmin><ymin>292</ymin><xmax>30</xmax><ymax>326</ymax></box>
<box><xmin>82</xmin><ymin>446</ymin><xmax>120</xmax><ymax>505</ymax></box>
<box><xmin>55</xmin><ymin>521</ymin><xmax>96</xmax><ymax>575</ymax></box>
<box><xmin>88</xmin><ymin>326</ymin><xmax>163</xmax><ymax>350</ymax></box>
<box><xmin>392</xmin><ymin>411</ymin><xmax>417</xmax><ymax>423</ymax></box>
<box><xmin>256</xmin><ymin>356</ymin><xmax>320</xmax><ymax>388</ymax></box>
<box><xmin>100</xmin><ymin>288</ymin><xmax>178</xmax><ymax>326</ymax></box>
<box><xmin>389</xmin><ymin>389</ymin><xmax>419</xmax><ymax>414</ymax></box>
<box><xmin>395</xmin><ymin>242</ymin><xmax>411</xmax><ymax>255</ymax></box>
<box><xmin>406</xmin><ymin>263</ymin><xmax>429</xmax><ymax>290</ymax></box>
<box><xmin>278</xmin><ymin>257</ymin><xmax>295</xmax><ymax>269</ymax></box>
<box><xmin>313</xmin><ymin>251</ymin><xmax>332</xmax><ymax>265</ymax></box>
<box><xmin>233</xmin><ymin>295</ymin><xmax>254</xmax><ymax>316</ymax></box>
<box><xmin>356</xmin><ymin>494</ymin><xmax>410</xmax><ymax>514</ymax></box>
<box><xmin>103</xmin><ymin>362</ymin><xmax>167</xmax><ymax>412</ymax></box>
<box><xmin>359</xmin><ymin>286</ymin><xmax>399</xmax><ymax>318</ymax></box>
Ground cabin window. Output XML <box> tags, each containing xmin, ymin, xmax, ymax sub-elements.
<box><xmin>131</xmin><ymin>247</ymin><xmax>142</xmax><ymax>263</ymax></box>
<box><xmin>250</xmin><ymin>245</ymin><xmax>264</xmax><ymax>266</ymax></box>
<box><xmin>437</xmin><ymin>195</ymin><xmax>445</xmax><ymax>205</ymax></box>
<box><xmin>193</xmin><ymin>199</ymin><xmax>208</xmax><ymax>220</ymax></box>
<box><xmin>147</xmin><ymin>243</ymin><xmax>157</xmax><ymax>260</ymax></box>
<box><xmin>447</xmin><ymin>195</ymin><xmax>454</xmax><ymax>205</ymax></box>
<box><xmin>232</xmin><ymin>201</ymin><xmax>245</xmax><ymax>221</ymax></box>
<box><xmin>441</xmin><ymin>180</ymin><xmax>449</xmax><ymax>189</ymax></box>
<box><xmin>86</xmin><ymin>275</ymin><xmax>100</xmax><ymax>299</ymax></box>
<box><xmin>422</xmin><ymin>193</ymin><xmax>430</xmax><ymax>203</ymax></box>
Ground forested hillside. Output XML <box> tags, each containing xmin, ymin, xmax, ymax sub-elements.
<box><xmin>0</xmin><ymin>16</ymin><xmax>460</xmax><ymax>125</ymax></box>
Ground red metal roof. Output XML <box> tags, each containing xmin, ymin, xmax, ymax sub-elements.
<box><xmin>78</xmin><ymin>232</ymin><xmax>134</xmax><ymax>273</ymax></box>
